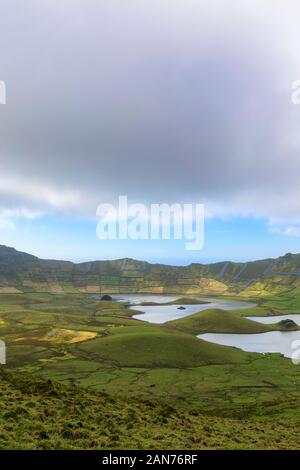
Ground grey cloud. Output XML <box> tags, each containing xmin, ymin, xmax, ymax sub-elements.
<box><xmin>0</xmin><ymin>0</ymin><xmax>300</xmax><ymax>221</ymax></box>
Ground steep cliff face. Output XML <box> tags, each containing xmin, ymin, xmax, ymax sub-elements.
<box><xmin>0</xmin><ymin>245</ymin><xmax>299</xmax><ymax>294</ymax></box>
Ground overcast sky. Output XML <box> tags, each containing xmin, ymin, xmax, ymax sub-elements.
<box><xmin>0</xmin><ymin>0</ymin><xmax>300</xmax><ymax>263</ymax></box>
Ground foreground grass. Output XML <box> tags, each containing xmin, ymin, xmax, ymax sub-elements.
<box><xmin>0</xmin><ymin>368</ymin><xmax>300</xmax><ymax>450</ymax></box>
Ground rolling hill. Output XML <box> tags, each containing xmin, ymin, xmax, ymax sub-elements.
<box><xmin>166</xmin><ymin>309</ymin><xmax>284</xmax><ymax>335</ymax></box>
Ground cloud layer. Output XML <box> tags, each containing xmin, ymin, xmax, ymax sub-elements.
<box><xmin>1</xmin><ymin>0</ymin><xmax>300</xmax><ymax>227</ymax></box>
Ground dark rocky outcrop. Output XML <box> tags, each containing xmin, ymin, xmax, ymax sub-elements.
<box><xmin>278</xmin><ymin>319</ymin><xmax>298</xmax><ymax>330</ymax></box>
<box><xmin>100</xmin><ymin>295</ymin><xmax>112</xmax><ymax>301</ymax></box>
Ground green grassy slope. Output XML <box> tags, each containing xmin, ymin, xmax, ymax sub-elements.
<box><xmin>166</xmin><ymin>309</ymin><xmax>279</xmax><ymax>335</ymax></box>
<box><xmin>1</xmin><ymin>368</ymin><xmax>299</xmax><ymax>450</ymax></box>
<box><xmin>75</xmin><ymin>329</ymin><xmax>252</xmax><ymax>368</ymax></box>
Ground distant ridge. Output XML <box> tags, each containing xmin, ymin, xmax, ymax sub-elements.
<box><xmin>0</xmin><ymin>245</ymin><xmax>300</xmax><ymax>295</ymax></box>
